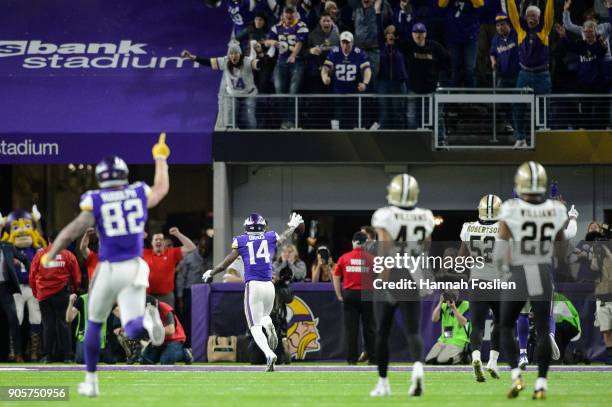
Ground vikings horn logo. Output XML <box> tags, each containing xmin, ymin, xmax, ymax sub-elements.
<box><xmin>0</xmin><ymin>206</ymin><xmax>46</xmax><ymax>250</ymax></box>
<box><xmin>286</xmin><ymin>296</ymin><xmax>321</xmax><ymax>360</ymax></box>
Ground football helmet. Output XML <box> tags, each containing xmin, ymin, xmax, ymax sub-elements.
<box><xmin>478</xmin><ymin>194</ymin><xmax>502</xmax><ymax>221</ymax></box>
<box><xmin>386</xmin><ymin>174</ymin><xmax>419</xmax><ymax>208</ymax></box>
<box><xmin>514</xmin><ymin>161</ymin><xmax>547</xmax><ymax>196</ymax></box>
<box><xmin>95</xmin><ymin>155</ymin><xmax>129</xmax><ymax>188</ymax></box>
<box><xmin>244</xmin><ymin>213</ymin><xmax>267</xmax><ymax>233</ymax></box>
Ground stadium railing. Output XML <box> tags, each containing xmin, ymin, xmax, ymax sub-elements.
<box><xmin>217</xmin><ymin>91</ymin><xmax>611</xmax><ymax>149</ymax></box>
<box><xmin>536</xmin><ymin>94</ymin><xmax>612</xmax><ymax>131</ymax></box>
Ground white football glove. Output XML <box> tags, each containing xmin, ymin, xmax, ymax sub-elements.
<box><xmin>202</xmin><ymin>269</ymin><xmax>213</xmax><ymax>283</ymax></box>
<box><xmin>0</xmin><ymin>211</ymin><xmax>5</xmax><ymax>228</ymax></box>
<box><xmin>568</xmin><ymin>205</ymin><xmax>579</xmax><ymax>220</ymax></box>
<box><xmin>287</xmin><ymin>212</ymin><xmax>303</xmax><ymax>229</ymax></box>
<box><xmin>32</xmin><ymin>205</ymin><xmax>42</xmax><ymax>222</ymax></box>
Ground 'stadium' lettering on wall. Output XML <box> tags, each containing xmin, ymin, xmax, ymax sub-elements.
<box><xmin>0</xmin><ymin>40</ymin><xmax>201</xmax><ymax>70</ymax></box>
<box><xmin>0</xmin><ymin>139</ymin><xmax>59</xmax><ymax>155</ymax></box>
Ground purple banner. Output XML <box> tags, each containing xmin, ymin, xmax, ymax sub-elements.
<box><xmin>1</xmin><ymin>0</ymin><xmax>231</xmax><ymax>134</ymax></box>
<box><xmin>0</xmin><ymin>133</ymin><xmax>211</xmax><ymax>164</ymax></box>
<box><xmin>191</xmin><ymin>283</ymin><xmax>607</xmax><ymax>363</ymax></box>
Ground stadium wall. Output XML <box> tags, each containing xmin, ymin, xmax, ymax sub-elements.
<box><xmin>213</xmin><ymin>164</ymin><xmax>611</xmax><ymax>258</ymax></box>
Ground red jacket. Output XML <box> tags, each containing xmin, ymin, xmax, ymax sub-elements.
<box><xmin>29</xmin><ymin>246</ymin><xmax>81</xmax><ymax>301</ymax></box>
<box><xmin>159</xmin><ymin>301</ymin><xmax>186</xmax><ymax>344</ymax></box>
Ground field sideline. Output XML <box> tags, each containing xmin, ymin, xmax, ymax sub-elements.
<box><xmin>1</xmin><ymin>364</ymin><xmax>610</xmax><ymax>406</ymax></box>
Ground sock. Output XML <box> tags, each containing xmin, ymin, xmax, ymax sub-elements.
<box><xmin>472</xmin><ymin>350</ymin><xmax>481</xmax><ymax>361</ymax></box>
<box><xmin>250</xmin><ymin>325</ymin><xmax>274</xmax><ymax>358</ymax></box>
<box><xmin>549</xmin><ymin>316</ymin><xmax>556</xmax><ymax>335</ymax></box>
<box><xmin>124</xmin><ymin>316</ymin><xmax>145</xmax><ymax>340</ymax></box>
<box><xmin>412</xmin><ymin>361</ymin><xmax>424</xmax><ymax>380</ymax></box>
<box><xmin>85</xmin><ymin>372</ymin><xmax>98</xmax><ymax>384</ymax></box>
<box><xmin>535</xmin><ymin>377</ymin><xmax>548</xmax><ymax>391</ymax></box>
<box><xmin>30</xmin><ymin>324</ymin><xmax>41</xmax><ymax>333</ymax></box>
<box><xmin>511</xmin><ymin>368</ymin><xmax>521</xmax><ymax>381</ymax></box>
<box><xmin>378</xmin><ymin>377</ymin><xmax>389</xmax><ymax>386</ymax></box>
<box><xmin>489</xmin><ymin>350</ymin><xmax>499</xmax><ymax>365</ymax></box>
<box><xmin>84</xmin><ymin>321</ymin><xmax>102</xmax><ymax>373</ymax></box>
<box><xmin>517</xmin><ymin>314</ymin><xmax>529</xmax><ymax>350</ymax></box>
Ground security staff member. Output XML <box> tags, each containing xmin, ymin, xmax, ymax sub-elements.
<box><xmin>333</xmin><ymin>231</ymin><xmax>376</xmax><ymax>364</ymax></box>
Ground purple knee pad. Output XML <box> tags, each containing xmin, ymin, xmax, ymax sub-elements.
<box><xmin>124</xmin><ymin>316</ymin><xmax>145</xmax><ymax>340</ymax></box>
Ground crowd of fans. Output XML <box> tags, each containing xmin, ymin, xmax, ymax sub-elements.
<box><xmin>188</xmin><ymin>0</ymin><xmax>612</xmax><ymax>137</ymax></box>
<box><xmin>0</xmin><ymin>227</ymin><xmax>212</xmax><ymax>364</ymax></box>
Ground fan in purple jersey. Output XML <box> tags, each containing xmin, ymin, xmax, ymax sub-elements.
<box><xmin>203</xmin><ymin>211</ymin><xmax>304</xmax><ymax>371</ymax></box>
<box><xmin>40</xmin><ymin>133</ymin><xmax>171</xmax><ymax>398</ymax></box>
<box><xmin>321</xmin><ymin>31</ymin><xmax>372</xmax><ymax>129</ymax></box>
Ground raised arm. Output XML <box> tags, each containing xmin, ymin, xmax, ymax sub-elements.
<box><xmin>276</xmin><ymin>212</ymin><xmax>304</xmax><ymax>247</ymax></box>
<box><xmin>542</xmin><ymin>0</ymin><xmax>555</xmax><ymax>36</ymax></box>
<box><xmin>169</xmin><ymin>227</ymin><xmax>196</xmax><ymax>257</ymax></box>
<box><xmin>79</xmin><ymin>228</ymin><xmax>93</xmax><ymax>258</ymax></box>
<box><xmin>43</xmin><ymin>212</ymin><xmax>96</xmax><ymax>265</ymax></box>
<box><xmin>507</xmin><ymin>0</ymin><xmax>525</xmax><ymax>39</ymax></box>
<box><xmin>562</xmin><ymin>1</ymin><xmax>582</xmax><ymax>36</ymax></box>
<box><xmin>148</xmin><ymin>133</ymin><xmax>170</xmax><ymax>208</ymax></box>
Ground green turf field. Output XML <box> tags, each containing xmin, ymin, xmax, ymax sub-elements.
<box><xmin>1</xmin><ymin>367</ymin><xmax>611</xmax><ymax>406</ymax></box>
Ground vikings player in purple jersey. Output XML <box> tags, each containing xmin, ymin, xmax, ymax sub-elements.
<box><xmin>41</xmin><ymin>133</ymin><xmax>171</xmax><ymax>397</ymax></box>
<box><xmin>203</xmin><ymin>212</ymin><xmax>303</xmax><ymax>371</ymax></box>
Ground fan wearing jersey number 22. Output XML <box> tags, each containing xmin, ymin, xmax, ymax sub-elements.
<box><xmin>203</xmin><ymin>212</ymin><xmax>304</xmax><ymax>371</ymax></box>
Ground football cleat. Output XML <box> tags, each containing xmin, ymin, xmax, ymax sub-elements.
<box><xmin>550</xmin><ymin>333</ymin><xmax>561</xmax><ymax>361</ymax></box>
<box><xmin>143</xmin><ymin>304</ymin><xmax>165</xmax><ymax>346</ymax></box>
<box><xmin>408</xmin><ymin>377</ymin><xmax>424</xmax><ymax>397</ymax></box>
<box><xmin>78</xmin><ymin>381</ymin><xmax>99</xmax><ymax>397</ymax></box>
<box><xmin>409</xmin><ymin>362</ymin><xmax>424</xmax><ymax>397</ymax></box>
<box><xmin>369</xmin><ymin>379</ymin><xmax>391</xmax><ymax>397</ymax></box>
<box><xmin>486</xmin><ymin>363</ymin><xmax>500</xmax><ymax>379</ymax></box>
<box><xmin>532</xmin><ymin>389</ymin><xmax>547</xmax><ymax>400</ymax></box>
<box><xmin>265</xmin><ymin>354</ymin><xmax>277</xmax><ymax>372</ymax></box>
<box><xmin>507</xmin><ymin>376</ymin><xmax>525</xmax><ymax>399</ymax></box>
<box><xmin>519</xmin><ymin>352</ymin><xmax>529</xmax><ymax>370</ymax></box>
<box><xmin>472</xmin><ymin>359</ymin><xmax>486</xmax><ymax>382</ymax></box>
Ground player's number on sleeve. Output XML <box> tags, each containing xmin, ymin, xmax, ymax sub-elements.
<box><xmin>335</xmin><ymin>64</ymin><xmax>357</xmax><ymax>81</ymax></box>
<box><xmin>521</xmin><ymin>222</ymin><xmax>555</xmax><ymax>255</ymax></box>
<box><xmin>246</xmin><ymin>240</ymin><xmax>271</xmax><ymax>265</ymax></box>
<box><xmin>100</xmin><ymin>199</ymin><xmax>145</xmax><ymax>237</ymax></box>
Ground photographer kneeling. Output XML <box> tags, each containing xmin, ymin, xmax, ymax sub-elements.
<box><xmin>425</xmin><ymin>290</ymin><xmax>470</xmax><ymax>365</ymax></box>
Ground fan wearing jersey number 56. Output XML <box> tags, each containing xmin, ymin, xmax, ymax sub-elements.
<box><xmin>203</xmin><ymin>212</ymin><xmax>304</xmax><ymax>372</ymax></box>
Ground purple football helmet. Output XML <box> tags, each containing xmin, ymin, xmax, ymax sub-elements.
<box><xmin>95</xmin><ymin>155</ymin><xmax>129</xmax><ymax>188</ymax></box>
<box><xmin>244</xmin><ymin>213</ymin><xmax>267</xmax><ymax>233</ymax></box>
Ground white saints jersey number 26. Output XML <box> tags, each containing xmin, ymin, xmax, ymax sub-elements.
<box><xmin>500</xmin><ymin>198</ymin><xmax>568</xmax><ymax>265</ymax></box>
